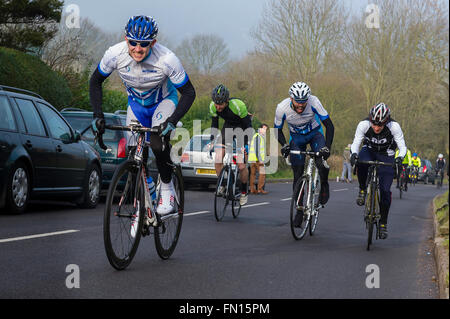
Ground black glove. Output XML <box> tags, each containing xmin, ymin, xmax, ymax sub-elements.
<box><xmin>281</xmin><ymin>144</ymin><xmax>290</xmax><ymax>158</ymax></box>
<box><xmin>158</xmin><ymin>121</ymin><xmax>176</xmax><ymax>137</ymax></box>
<box><xmin>319</xmin><ymin>146</ymin><xmax>330</xmax><ymax>160</ymax></box>
<box><xmin>395</xmin><ymin>157</ymin><xmax>403</xmax><ymax>167</ymax></box>
<box><xmin>350</xmin><ymin>153</ymin><xmax>358</xmax><ymax>166</ymax></box>
<box><xmin>91</xmin><ymin>117</ymin><xmax>105</xmax><ymax>135</ymax></box>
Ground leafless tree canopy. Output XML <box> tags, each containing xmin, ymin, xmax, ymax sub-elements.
<box><xmin>175</xmin><ymin>33</ymin><xmax>230</xmax><ymax>75</ymax></box>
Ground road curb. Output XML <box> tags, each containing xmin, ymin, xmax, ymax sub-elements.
<box><xmin>431</xmin><ymin>196</ymin><xmax>449</xmax><ymax>299</ymax></box>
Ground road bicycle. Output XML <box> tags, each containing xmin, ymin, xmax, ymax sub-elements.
<box><xmin>436</xmin><ymin>169</ymin><xmax>444</xmax><ymax>189</ymax></box>
<box><xmin>213</xmin><ymin>140</ymin><xmax>247</xmax><ymax>221</ymax></box>
<box><xmin>96</xmin><ymin>121</ymin><xmax>184</xmax><ymax>270</ymax></box>
<box><xmin>397</xmin><ymin>165</ymin><xmax>407</xmax><ymax>199</ymax></box>
<box><xmin>410</xmin><ymin>166</ymin><xmax>418</xmax><ymax>186</ymax></box>
<box><xmin>357</xmin><ymin>159</ymin><xmax>395</xmax><ymax>251</ymax></box>
<box><xmin>289</xmin><ymin>150</ymin><xmax>323</xmax><ymax>240</ymax></box>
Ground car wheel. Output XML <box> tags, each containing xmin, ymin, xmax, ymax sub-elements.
<box><xmin>78</xmin><ymin>164</ymin><xmax>101</xmax><ymax>208</ymax></box>
<box><xmin>6</xmin><ymin>162</ymin><xmax>30</xmax><ymax>214</ymax></box>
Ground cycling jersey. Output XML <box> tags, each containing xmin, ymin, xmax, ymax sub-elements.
<box><xmin>98</xmin><ymin>41</ymin><xmax>188</xmax><ymax>107</ymax></box>
<box><xmin>209</xmin><ymin>98</ymin><xmax>251</xmax><ymax>129</ymax></box>
<box><xmin>351</xmin><ymin>118</ymin><xmax>406</xmax><ymax>157</ymax></box>
<box><xmin>411</xmin><ymin>157</ymin><xmax>421</xmax><ymax>167</ymax></box>
<box><xmin>274</xmin><ymin>95</ymin><xmax>329</xmax><ymax>135</ymax></box>
<box><xmin>395</xmin><ymin>149</ymin><xmax>412</xmax><ymax>166</ymax></box>
<box><xmin>436</xmin><ymin>158</ymin><xmax>446</xmax><ymax>170</ymax></box>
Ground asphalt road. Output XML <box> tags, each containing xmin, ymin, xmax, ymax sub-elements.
<box><xmin>0</xmin><ymin>181</ymin><xmax>444</xmax><ymax>299</ymax></box>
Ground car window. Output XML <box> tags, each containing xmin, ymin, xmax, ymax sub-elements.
<box><xmin>62</xmin><ymin>115</ymin><xmax>119</xmax><ymax>141</ymax></box>
<box><xmin>186</xmin><ymin>137</ymin><xmax>212</xmax><ymax>152</ymax></box>
<box><xmin>36</xmin><ymin>102</ymin><xmax>72</xmax><ymax>140</ymax></box>
<box><xmin>0</xmin><ymin>95</ymin><xmax>16</xmax><ymax>131</ymax></box>
<box><xmin>14</xmin><ymin>98</ymin><xmax>46</xmax><ymax>136</ymax></box>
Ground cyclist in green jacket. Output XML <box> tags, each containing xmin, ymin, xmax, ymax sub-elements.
<box><xmin>209</xmin><ymin>84</ymin><xmax>253</xmax><ymax>206</ymax></box>
<box><xmin>395</xmin><ymin>148</ymin><xmax>412</xmax><ymax>191</ymax></box>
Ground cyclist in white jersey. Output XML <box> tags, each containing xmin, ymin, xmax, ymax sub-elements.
<box><xmin>274</xmin><ymin>82</ymin><xmax>335</xmax><ymax>227</ymax></box>
<box><xmin>90</xmin><ymin>16</ymin><xmax>196</xmax><ymax>215</ymax></box>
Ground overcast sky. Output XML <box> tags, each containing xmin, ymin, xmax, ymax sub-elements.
<box><xmin>61</xmin><ymin>0</ymin><xmax>419</xmax><ymax>59</ymax></box>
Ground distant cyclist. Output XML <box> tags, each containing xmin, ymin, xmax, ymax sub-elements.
<box><xmin>395</xmin><ymin>148</ymin><xmax>412</xmax><ymax>191</ymax></box>
<box><xmin>209</xmin><ymin>84</ymin><xmax>252</xmax><ymax>206</ymax></box>
<box><xmin>274</xmin><ymin>82</ymin><xmax>334</xmax><ymax>227</ymax></box>
<box><xmin>350</xmin><ymin>103</ymin><xmax>407</xmax><ymax>239</ymax></box>
<box><xmin>89</xmin><ymin>15</ymin><xmax>196</xmax><ymax>216</ymax></box>
<box><xmin>435</xmin><ymin>153</ymin><xmax>446</xmax><ymax>183</ymax></box>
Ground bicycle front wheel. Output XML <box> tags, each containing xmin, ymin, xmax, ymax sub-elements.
<box><xmin>366</xmin><ymin>184</ymin><xmax>376</xmax><ymax>251</ymax></box>
<box><xmin>214</xmin><ymin>166</ymin><xmax>229</xmax><ymax>221</ymax></box>
<box><xmin>104</xmin><ymin>160</ymin><xmax>145</xmax><ymax>270</ymax></box>
<box><xmin>154</xmin><ymin>165</ymin><xmax>184</xmax><ymax>260</ymax></box>
<box><xmin>309</xmin><ymin>178</ymin><xmax>321</xmax><ymax>236</ymax></box>
<box><xmin>290</xmin><ymin>176</ymin><xmax>310</xmax><ymax>240</ymax></box>
<box><xmin>232</xmin><ymin>169</ymin><xmax>242</xmax><ymax>218</ymax></box>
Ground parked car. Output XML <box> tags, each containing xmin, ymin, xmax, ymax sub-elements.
<box><xmin>180</xmin><ymin>135</ymin><xmax>217</xmax><ymax>188</ymax></box>
<box><xmin>60</xmin><ymin>109</ymin><xmax>158</xmax><ymax>191</ymax></box>
<box><xmin>0</xmin><ymin>85</ymin><xmax>102</xmax><ymax>213</ymax></box>
<box><xmin>180</xmin><ymin>135</ymin><xmax>250</xmax><ymax>189</ymax></box>
<box><xmin>417</xmin><ymin>159</ymin><xmax>436</xmax><ymax>184</ymax></box>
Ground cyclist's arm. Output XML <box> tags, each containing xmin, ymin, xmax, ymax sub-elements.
<box><xmin>390</xmin><ymin>121</ymin><xmax>407</xmax><ymax>158</ymax></box>
<box><xmin>350</xmin><ymin>120</ymin><xmax>369</xmax><ymax>155</ymax></box>
<box><xmin>321</xmin><ymin>117</ymin><xmax>334</xmax><ymax>150</ymax></box>
<box><xmin>274</xmin><ymin>105</ymin><xmax>287</xmax><ymax>146</ymax></box>
<box><xmin>167</xmin><ymin>79</ymin><xmax>196</xmax><ymax>125</ymax></box>
<box><xmin>89</xmin><ymin>67</ymin><xmax>109</xmax><ymax>119</ymax></box>
<box><xmin>311</xmin><ymin>97</ymin><xmax>334</xmax><ymax>149</ymax></box>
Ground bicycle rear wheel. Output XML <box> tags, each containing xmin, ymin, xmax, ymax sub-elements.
<box><xmin>214</xmin><ymin>166</ymin><xmax>229</xmax><ymax>221</ymax></box>
<box><xmin>154</xmin><ymin>165</ymin><xmax>184</xmax><ymax>260</ymax></box>
<box><xmin>290</xmin><ymin>176</ymin><xmax>310</xmax><ymax>240</ymax></box>
<box><xmin>104</xmin><ymin>160</ymin><xmax>144</xmax><ymax>270</ymax></box>
<box><xmin>309</xmin><ymin>178</ymin><xmax>321</xmax><ymax>236</ymax></box>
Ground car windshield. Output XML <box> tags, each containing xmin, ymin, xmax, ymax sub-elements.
<box><xmin>63</xmin><ymin>115</ymin><xmax>119</xmax><ymax>141</ymax></box>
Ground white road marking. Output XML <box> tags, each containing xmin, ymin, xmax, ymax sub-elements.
<box><xmin>333</xmin><ymin>188</ymin><xmax>349</xmax><ymax>192</ymax></box>
<box><xmin>281</xmin><ymin>198</ymin><xmax>291</xmax><ymax>201</ymax></box>
<box><xmin>0</xmin><ymin>230</ymin><xmax>80</xmax><ymax>243</ymax></box>
<box><xmin>184</xmin><ymin>210</ymin><xmax>211</xmax><ymax>217</ymax></box>
<box><xmin>241</xmin><ymin>202</ymin><xmax>270</xmax><ymax>208</ymax></box>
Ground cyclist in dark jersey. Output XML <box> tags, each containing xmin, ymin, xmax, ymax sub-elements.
<box><xmin>209</xmin><ymin>84</ymin><xmax>253</xmax><ymax>206</ymax></box>
<box><xmin>350</xmin><ymin>103</ymin><xmax>407</xmax><ymax>239</ymax></box>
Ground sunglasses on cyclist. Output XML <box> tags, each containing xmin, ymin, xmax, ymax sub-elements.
<box><xmin>127</xmin><ymin>39</ymin><xmax>152</xmax><ymax>48</ymax></box>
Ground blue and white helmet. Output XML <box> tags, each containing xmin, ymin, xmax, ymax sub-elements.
<box><xmin>125</xmin><ymin>16</ymin><xmax>158</xmax><ymax>41</ymax></box>
<box><xmin>289</xmin><ymin>82</ymin><xmax>311</xmax><ymax>103</ymax></box>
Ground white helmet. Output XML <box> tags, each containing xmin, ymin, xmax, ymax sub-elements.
<box><xmin>289</xmin><ymin>82</ymin><xmax>310</xmax><ymax>103</ymax></box>
<box><xmin>370</xmin><ymin>103</ymin><xmax>390</xmax><ymax>125</ymax></box>
<box><xmin>438</xmin><ymin>153</ymin><xmax>444</xmax><ymax>159</ymax></box>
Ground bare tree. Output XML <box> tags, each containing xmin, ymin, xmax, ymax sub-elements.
<box><xmin>251</xmin><ymin>0</ymin><xmax>348</xmax><ymax>80</ymax></box>
<box><xmin>175</xmin><ymin>33</ymin><xmax>229</xmax><ymax>75</ymax></box>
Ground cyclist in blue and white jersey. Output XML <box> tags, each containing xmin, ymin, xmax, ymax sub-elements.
<box><xmin>89</xmin><ymin>16</ymin><xmax>196</xmax><ymax>215</ymax></box>
<box><xmin>274</xmin><ymin>82</ymin><xmax>335</xmax><ymax>227</ymax></box>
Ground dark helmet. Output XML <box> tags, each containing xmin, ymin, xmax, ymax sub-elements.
<box><xmin>369</xmin><ymin>103</ymin><xmax>390</xmax><ymax>125</ymax></box>
<box><xmin>125</xmin><ymin>16</ymin><xmax>158</xmax><ymax>41</ymax></box>
<box><xmin>211</xmin><ymin>84</ymin><xmax>229</xmax><ymax>104</ymax></box>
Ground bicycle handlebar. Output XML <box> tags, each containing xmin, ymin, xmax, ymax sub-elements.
<box><xmin>290</xmin><ymin>150</ymin><xmax>321</xmax><ymax>157</ymax></box>
<box><xmin>356</xmin><ymin>160</ymin><xmax>396</xmax><ymax>167</ymax></box>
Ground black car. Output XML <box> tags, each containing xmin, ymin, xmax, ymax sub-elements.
<box><xmin>417</xmin><ymin>159</ymin><xmax>436</xmax><ymax>184</ymax></box>
<box><xmin>60</xmin><ymin>109</ymin><xmax>158</xmax><ymax>191</ymax></box>
<box><xmin>0</xmin><ymin>85</ymin><xmax>102</xmax><ymax>213</ymax></box>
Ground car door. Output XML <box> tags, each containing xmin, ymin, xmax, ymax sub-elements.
<box><xmin>13</xmin><ymin>97</ymin><xmax>57</xmax><ymax>190</ymax></box>
<box><xmin>35</xmin><ymin>102</ymin><xmax>87</xmax><ymax>190</ymax></box>
<box><xmin>0</xmin><ymin>95</ymin><xmax>18</xmax><ymax>169</ymax></box>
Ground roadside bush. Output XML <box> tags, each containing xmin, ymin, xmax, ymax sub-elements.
<box><xmin>0</xmin><ymin>46</ymin><xmax>71</xmax><ymax>108</ymax></box>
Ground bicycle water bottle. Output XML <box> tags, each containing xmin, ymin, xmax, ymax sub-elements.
<box><xmin>147</xmin><ymin>177</ymin><xmax>157</xmax><ymax>203</ymax></box>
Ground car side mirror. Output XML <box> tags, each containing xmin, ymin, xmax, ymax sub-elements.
<box><xmin>73</xmin><ymin>130</ymin><xmax>81</xmax><ymax>142</ymax></box>
<box><xmin>60</xmin><ymin>133</ymin><xmax>73</xmax><ymax>144</ymax></box>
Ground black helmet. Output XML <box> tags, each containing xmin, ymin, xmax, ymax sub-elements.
<box><xmin>211</xmin><ymin>84</ymin><xmax>229</xmax><ymax>104</ymax></box>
